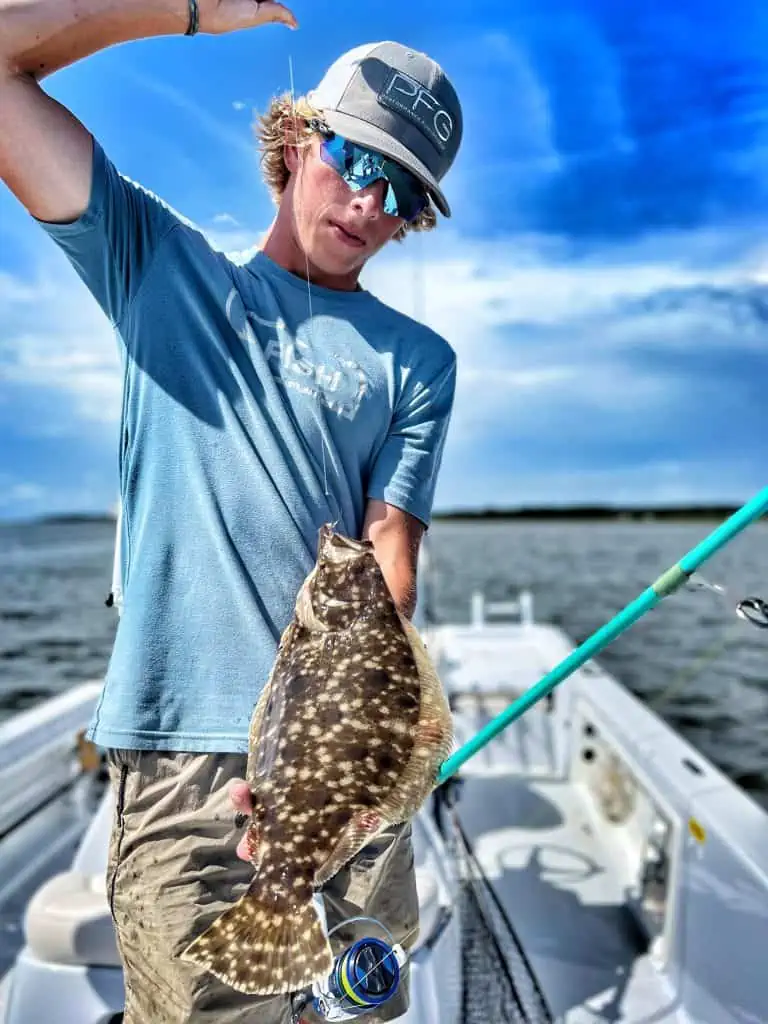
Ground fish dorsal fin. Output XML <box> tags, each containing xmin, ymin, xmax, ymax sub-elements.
<box><xmin>397</xmin><ymin>613</ymin><xmax>454</xmax><ymax>762</ymax></box>
<box><xmin>397</xmin><ymin>615</ymin><xmax>444</xmax><ymax>700</ymax></box>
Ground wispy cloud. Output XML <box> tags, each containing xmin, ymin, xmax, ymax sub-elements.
<box><xmin>203</xmin><ymin>215</ymin><xmax>264</xmax><ymax>256</ymax></box>
<box><xmin>0</xmin><ymin>480</ymin><xmax>47</xmax><ymax>508</ymax></box>
<box><xmin>364</xmin><ymin>225</ymin><xmax>768</xmax><ymax>503</ymax></box>
<box><xmin>114</xmin><ymin>64</ymin><xmax>260</xmax><ymax>164</ymax></box>
<box><xmin>435</xmin><ymin>455</ymin><xmax>763</xmax><ymax>510</ymax></box>
<box><xmin>0</xmin><ymin>216</ymin><xmax>267</xmax><ymax>433</ymax></box>
<box><xmin>0</xmin><ymin>472</ymin><xmax>115</xmax><ymax>518</ymax></box>
<box><xmin>2</xmin><ymin>218</ymin><xmax>766</xmax><ymax>509</ymax></box>
<box><xmin>0</xmin><ymin>259</ymin><xmax>120</xmax><ymax>430</ymax></box>
<box><xmin>3</xmin><ymin>221</ymin><xmax>766</xmax><ymax>416</ymax></box>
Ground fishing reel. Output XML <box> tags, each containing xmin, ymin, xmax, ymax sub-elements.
<box><xmin>295</xmin><ymin>916</ymin><xmax>407</xmax><ymax>1022</ymax></box>
<box><xmin>310</xmin><ymin>936</ymin><xmax>406</xmax><ymax>1021</ymax></box>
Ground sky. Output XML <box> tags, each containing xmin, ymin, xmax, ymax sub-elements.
<box><xmin>2</xmin><ymin>0</ymin><xmax>768</xmax><ymax>521</ymax></box>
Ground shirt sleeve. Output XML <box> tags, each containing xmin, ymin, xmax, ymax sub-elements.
<box><xmin>34</xmin><ymin>135</ymin><xmax>182</xmax><ymax>329</ymax></box>
<box><xmin>367</xmin><ymin>353</ymin><xmax>457</xmax><ymax>528</ymax></box>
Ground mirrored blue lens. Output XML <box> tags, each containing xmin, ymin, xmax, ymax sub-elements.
<box><xmin>319</xmin><ymin>136</ymin><xmax>428</xmax><ymax>222</ymax></box>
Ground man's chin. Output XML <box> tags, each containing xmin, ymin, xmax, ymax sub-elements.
<box><xmin>305</xmin><ymin>246</ymin><xmax>367</xmax><ymax>285</ymax></box>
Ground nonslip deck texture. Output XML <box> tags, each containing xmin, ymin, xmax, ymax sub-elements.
<box><xmin>434</xmin><ymin>623</ymin><xmax>686</xmax><ymax>1023</ymax></box>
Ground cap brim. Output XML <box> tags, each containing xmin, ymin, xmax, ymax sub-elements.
<box><xmin>317</xmin><ymin>109</ymin><xmax>452</xmax><ymax>218</ymax></box>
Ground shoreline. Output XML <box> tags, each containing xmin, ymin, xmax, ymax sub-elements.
<box><xmin>1</xmin><ymin>505</ymin><xmax>763</xmax><ymax>528</ymax></box>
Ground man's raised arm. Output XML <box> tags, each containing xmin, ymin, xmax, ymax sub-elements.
<box><xmin>0</xmin><ymin>0</ymin><xmax>295</xmax><ymax>223</ymax></box>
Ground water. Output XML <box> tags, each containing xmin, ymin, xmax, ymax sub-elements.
<box><xmin>427</xmin><ymin>518</ymin><xmax>768</xmax><ymax>810</ymax></box>
<box><xmin>1</xmin><ymin>517</ymin><xmax>767</xmax><ymax>809</ymax></box>
<box><xmin>0</xmin><ymin>520</ymin><xmax>117</xmax><ymax>714</ymax></box>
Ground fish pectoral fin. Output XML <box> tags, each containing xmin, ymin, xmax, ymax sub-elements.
<box><xmin>314</xmin><ymin>811</ymin><xmax>384</xmax><ymax>888</ymax></box>
<box><xmin>398</xmin><ymin>613</ymin><xmax>454</xmax><ymax>765</ymax></box>
<box><xmin>179</xmin><ymin>876</ymin><xmax>332</xmax><ymax>996</ymax></box>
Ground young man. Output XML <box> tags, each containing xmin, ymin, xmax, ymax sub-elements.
<box><xmin>0</xmin><ymin>2</ymin><xmax>462</xmax><ymax>1022</ymax></box>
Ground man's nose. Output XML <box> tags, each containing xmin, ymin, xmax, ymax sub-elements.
<box><xmin>350</xmin><ymin>179</ymin><xmax>388</xmax><ymax>217</ymax></box>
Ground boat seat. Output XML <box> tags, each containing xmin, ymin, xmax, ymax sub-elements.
<box><xmin>24</xmin><ymin>864</ymin><xmax>442</xmax><ymax>969</ymax></box>
<box><xmin>24</xmin><ymin>870</ymin><xmax>121</xmax><ymax>968</ymax></box>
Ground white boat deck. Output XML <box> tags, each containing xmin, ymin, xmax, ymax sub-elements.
<box><xmin>433</xmin><ymin>622</ymin><xmax>686</xmax><ymax>1023</ymax></box>
<box><xmin>3</xmin><ymin>594</ymin><xmax>767</xmax><ymax>1023</ymax></box>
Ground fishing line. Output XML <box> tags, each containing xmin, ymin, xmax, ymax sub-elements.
<box><xmin>287</xmin><ymin>54</ymin><xmax>342</xmax><ymax>525</ymax></box>
<box><xmin>292</xmin><ymin>912</ymin><xmax>420</xmax><ymax>1020</ymax></box>
<box><xmin>436</xmin><ymin>488</ymin><xmax>768</xmax><ymax>784</ymax></box>
<box><xmin>686</xmin><ymin>573</ymin><xmax>768</xmax><ymax>632</ymax></box>
<box><xmin>320</xmin><ymin>915</ymin><xmax>422</xmax><ymax>1007</ymax></box>
<box><xmin>284</xmin><ymin>56</ymin><xmax>413</xmax><ymax>1008</ymax></box>
<box><xmin>647</xmin><ymin>572</ymin><xmax>767</xmax><ymax>711</ymax></box>
<box><xmin>334</xmin><ymin>915</ymin><xmax>420</xmax><ymax>979</ymax></box>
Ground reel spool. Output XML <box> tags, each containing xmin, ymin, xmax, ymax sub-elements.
<box><xmin>310</xmin><ymin>937</ymin><xmax>406</xmax><ymax>1022</ymax></box>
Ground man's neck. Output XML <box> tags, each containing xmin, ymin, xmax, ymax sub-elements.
<box><xmin>260</xmin><ymin>217</ymin><xmax>362</xmax><ymax>293</ymax></box>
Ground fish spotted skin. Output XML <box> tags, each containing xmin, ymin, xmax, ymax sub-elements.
<box><xmin>180</xmin><ymin>524</ymin><xmax>453</xmax><ymax>995</ymax></box>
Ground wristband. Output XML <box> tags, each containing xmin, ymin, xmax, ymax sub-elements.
<box><xmin>185</xmin><ymin>0</ymin><xmax>199</xmax><ymax>36</ymax></box>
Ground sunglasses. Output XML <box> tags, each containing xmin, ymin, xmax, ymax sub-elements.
<box><xmin>310</xmin><ymin>120</ymin><xmax>429</xmax><ymax>223</ymax></box>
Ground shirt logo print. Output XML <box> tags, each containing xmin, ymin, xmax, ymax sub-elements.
<box><xmin>227</xmin><ymin>289</ymin><xmax>368</xmax><ymax>420</ymax></box>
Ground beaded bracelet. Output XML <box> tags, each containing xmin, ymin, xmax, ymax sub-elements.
<box><xmin>185</xmin><ymin>0</ymin><xmax>199</xmax><ymax>36</ymax></box>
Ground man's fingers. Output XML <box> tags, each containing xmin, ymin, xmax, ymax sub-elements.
<box><xmin>236</xmin><ymin>831</ymin><xmax>252</xmax><ymax>862</ymax></box>
<box><xmin>229</xmin><ymin>779</ymin><xmax>254</xmax><ymax>815</ymax></box>
<box><xmin>208</xmin><ymin>1</ymin><xmax>298</xmax><ymax>34</ymax></box>
<box><xmin>252</xmin><ymin>1</ymin><xmax>297</xmax><ymax>28</ymax></box>
<box><xmin>230</xmin><ymin>781</ymin><xmax>257</xmax><ymax>861</ymax></box>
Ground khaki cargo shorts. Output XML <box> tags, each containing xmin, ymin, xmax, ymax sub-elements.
<box><xmin>106</xmin><ymin>750</ymin><xmax>419</xmax><ymax>1024</ymax></box>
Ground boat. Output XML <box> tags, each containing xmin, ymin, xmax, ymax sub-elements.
<box><xmin>1</xmin><ymin>545</ymin><xmax>767</xmax><ymax>1022</ymax></box>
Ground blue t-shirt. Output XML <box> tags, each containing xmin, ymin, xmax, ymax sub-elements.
<box><xmin>36</xmin><ymin>138</ymin><xmax>456</xmax><ymax>753</ymax></box>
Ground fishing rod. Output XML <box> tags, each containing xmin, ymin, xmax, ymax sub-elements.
<box><xmin>435</xmin><ymin>484</ymin><xmax>768</xmax><ymax>786</ymax></box>
<box><xmin>297</xmin><ymin>492</ymin><xmax>768</xmax><ymax>1023</ymax></box>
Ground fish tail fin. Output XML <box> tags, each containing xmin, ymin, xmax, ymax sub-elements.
<box><xmin>180</xmin><ymin>881</ymin><xmax>333</xmax><ymax>995</ymax></box>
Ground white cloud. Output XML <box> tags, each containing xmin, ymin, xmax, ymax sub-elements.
<box><xmin>0</xmin><ymin>473</ymin><xmax>115</xmax><ymax>518</ymax></box>
<box><xmin>0</xmin><ymin>481</ymin><xmax>47</xmax><ymax>507</ymax></box>
<box><xmin>0</xmin><ymin>258</ymin><xmax>120</xmax><ymax>429</ymax></box>
<box><xmin>434</xmin><ymin>455</ymin><xmax>761</xmax><ymax>511</ymax></box>
<box><xmin>365</xmin><ymin>228</ymin><xmax>765</xmax><ymax>330</ymax></box>
<box><xmin>1</xmin><ymin>219</ymin><xmax>765</xmax><ymax>504</ymax></box>
<box><xmin>362</xmin><ymin>227</ymin><xmax>768</xmax><ymax>447</ymax></box>
<box><xmin>203</xmin><ymin>218</ymin><xmax>264</xmax><ymax>257</ymax></box>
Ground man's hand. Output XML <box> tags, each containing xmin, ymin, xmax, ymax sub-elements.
<box><xmin>200</xmin><ymin>0</ymin><xmax>297</xmax><ymax>34</ymax></box>
<box><xmin>230</xmin><ymin>779</ymin><xmax>255</xmax><ymax>861</ymax></box>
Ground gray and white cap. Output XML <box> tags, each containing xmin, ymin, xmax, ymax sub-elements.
<box><xmin>307</xmin><ymin>42</ymin><xmax>463</xmax><ymax>217</ymax></box>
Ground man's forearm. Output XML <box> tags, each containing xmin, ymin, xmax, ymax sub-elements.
<box><xmin>0</xmin><ymin>0</ymin><xmax>190</xmax><ymax>80</ymax></box>
<box><xmin>381</xmin><ymin>560</ymin><xmax>417</xmax><ymax>621</ymax></box>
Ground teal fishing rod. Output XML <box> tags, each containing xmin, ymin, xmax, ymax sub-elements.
<box><xmin>436</xmin><ymin>484</ymin><xmax>768</xmax><ymax>786</ymax></box>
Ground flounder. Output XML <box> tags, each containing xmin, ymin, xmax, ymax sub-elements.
<box><xmin>180</xmin><ymin>524</ymin><xmax>453</xmax><ymax>995</ymax></box>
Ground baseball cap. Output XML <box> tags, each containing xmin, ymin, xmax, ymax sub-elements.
<box><xmin>307</xmin><ymin>42</ymin><xmax>463</xmax><ymax>218</ymax></box>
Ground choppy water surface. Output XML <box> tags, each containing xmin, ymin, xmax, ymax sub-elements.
<box><xmin>0</xmin><ymin>520</ymin><xmax>117</xmax><ymax>713</ymax></box>
<box><xmin>1</xmin><ymin>517</ymin><xmax>767</xmax><ymax>808</ymax></box>
<box><xmin>427</xmin><ymin>518</ymin><xmax>768</xmax><ymax>810</ymax></box>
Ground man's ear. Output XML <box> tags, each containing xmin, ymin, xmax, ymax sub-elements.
<box><xmin>284</xmin><ymin>117</ymin><xmax>308</xmax><ymax>174</ymax></box>
<box><xmin>284</xmin><ymin>142</ymin><xmax>300</xmax><ymax>173</ymax></box>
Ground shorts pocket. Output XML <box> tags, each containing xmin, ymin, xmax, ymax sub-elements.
<box><xmin>106</xmin><ymin>759</ymin><xmax>130</xmax><ymax>922</ymax></box>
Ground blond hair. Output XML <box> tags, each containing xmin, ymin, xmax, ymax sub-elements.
<box><xmin>254</xmin><ymin>93</ymin><xmax>438</xmax><ymax>242</ymax></box>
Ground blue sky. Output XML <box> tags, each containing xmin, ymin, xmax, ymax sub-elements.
<box><xmin>2</xmin><ymin>0</ymin><xmax>768</xmax><ymax>520</ymax></box>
